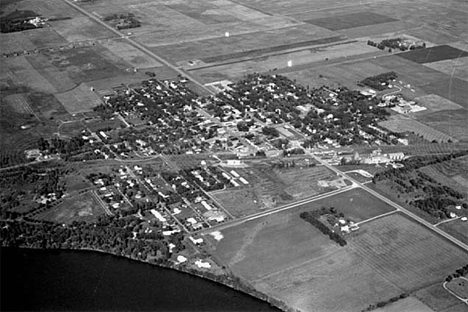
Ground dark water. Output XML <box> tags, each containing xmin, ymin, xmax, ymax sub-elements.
<box><xmin>0</xmin><ymin>247</ymin><xmax>280</xmax><ymax>312</ymax></box>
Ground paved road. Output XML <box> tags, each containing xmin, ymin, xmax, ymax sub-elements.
<box><xmin>197</xmin><ymin>185</ymin><xmax>356</xmax><ymax>234</ymax></box>
<box><xmin>312</xmin><ymin>154</ymin><xmax>468</xmax><ymax>252</ymax></box>
<box><xmin>62</xmin><ymin>0</ymin><xmax>215</xmax><ymax>96</ymax></box>
<box><xmin>63</xmin><ymin>0</ymin><xmax>468</xmax><ymax>253</ymax></box>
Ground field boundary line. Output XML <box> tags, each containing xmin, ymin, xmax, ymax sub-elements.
<box><xmin>355</xmin><ymin>210</ymin><xmax>398</xmax><ymax>226</ymax></box>
<box><xmin>61</xmin><ymin>0</ymin><xmax>215</xmax><ymax>96</ymax></box>
<box><xmin>198</xmin><ymin>185</ymin><xmax>354</xmax><ymax>234</ymax></box>
<box><xmin>251</xmin><ymin>248</ymin><xmax>344</xmax><ymax>283</ymax></box>
<box><xmin>435</xmin><ymin>216</ymin><xmax>461</xmax><ymax>227</ymax></box>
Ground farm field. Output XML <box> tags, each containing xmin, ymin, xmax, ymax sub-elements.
<box><xmin>349</xmin><ymin>213</ymin><xmax>468</xmax><ymax>291</ymax></box>
<box><xmin>379</xmin><ymin>115</ymin><xmax>456</xmax><ymax>143</ymax></box>
<box><xmin>34</xmin><ymin>191</ymin><xmax>105</xmax><ymax>224</ymax></box>
<box><xmin>152</xmin><ymin>24</ymin><xmax>338</xmax><ymax>64</ymax></box>
<box><xmin>414</xmin><ymin>94</ymin><xmax>464</xmax><ymax>114</ymax></box>
<box><xmin>397</xmin><ymin>45</ymin><xmax>468</xmax><ymax>64</ymax></box>
<box><xmin>419</xmin><ymin>77</ymin><xmax>468</xmax><ymax>108</ymax></box>
<box><xmin>425</xmin><ymin>57</ymin><xmax>468</xmax><ymax>81</ymax></box>
<box><xmin>54</xmin><ymin>83</ymin><xmax>103</xmax><ymax>114</ymax></box>
<box><xmin>208</xmin><ymin>203</ymin><xmax>466</xmax><ymax>311</ymax></box>
<box><xmin>191</xmin><ymin>41</ymin><xmax>383</xmax><ymax>84</ymax></box>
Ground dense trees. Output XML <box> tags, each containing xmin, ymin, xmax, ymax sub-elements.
<box><xmin>300</xmin><ymin>208</ymin><xmax>347</xmax><ymax>246</ymax></box>
<box><xmin>358</xmin><ymin>72</ymin><xmax>398</xmax><ymax>91</ymax></box>
<box><xmin>0</xmin><ymin>215</ymin><xmax>184</xmax><ymax>264</ymax></box>
<box><xmin>445</xmin><ymin>264</ymin><xmax>468</xmax><ymax>282</ymax></box>
<box><xmin>373</xmin><ymin>152</ymin><xmax>468</xmax><ymax>219</ymax></box>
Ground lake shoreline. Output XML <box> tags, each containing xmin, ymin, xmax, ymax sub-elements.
<box><xmin>1</xmin><ymin>245</ymin><xmax>290</xmax><ymax>312</ymax></box>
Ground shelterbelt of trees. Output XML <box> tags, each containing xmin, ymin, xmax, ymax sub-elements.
<box><xmin>300</xmin><ymin>206</ymin><xmax>347</xmax><ymax>246</ymax></box>
<box><xmin>373</xmin><ymin>151</ymin><xmax>468</xmax><ymax>219</ymax></box>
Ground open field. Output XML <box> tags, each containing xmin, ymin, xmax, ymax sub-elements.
<box><xmin>99</xmin><ymin>39</ymin><xmax>163</xmax><ymax>69</ymax></box>
<box><xmin>275</xmin><ymin>165</ymin><xmax>336</xmax><ymax>199</ymax></box>
<box><xmin>379</xmin><ymin>115</ymin><xmax>456</xmax><ymax>143</ymax></box>
<box><xmin>43</xmin><ymin>46</ymin><xmax>124</xmax><ymax>85</ymax></box>
<box><xmin>349</xmin><ymin>213</ymin><xmax>468</xmax><ymax>291</ymax></box>
<box><xmin>35</xmin><ymin>191</ymin><xmax>105</xmax><ymax>224</ymax></box>
<box><xmin>54</xmin><ymin>83</ymin><xmax>103</xmax><ymax>114</ymax></box>
<box><xmin>397</xmin><ymin>45</ymin><xmax>468</xmax><ymax>64</ymax></box>
<box><xmin>26</xmin><ymin>53</ymin><xmax>77</xmax><ymax>93</ymax></box>
<box><xmin>414</xmin><ymin>109</ymin><xmax>468</xmax><ymax>143</ymax></box>
<box><xmin>373</xmin><ymin>296</ymin><xmax>433</xmax><ymax>312</ymax></box>
<box><xmin>425</xmin><ymin>57</ymin><xmax>468</xmax><ymax>81</ymax></box>
<box><xmin>296</xmin><ymin>187</ymin><xmax>396</xmax><ymax>222</ymax></box>
<box><xmin>191</xmin><ymin>41</ymin><xmax>383</xmax><ymax>83</ymax></box>
<box><xmin>51</xmin><ymin>16</ymin><xmax>117</xmax><ymax>42</ymax></box>
<box><xmin>420</xmin><ymin>77</ymin><xmax>468</xmax><ymax>108</ymax></box>
<box><xmin>206</xmin><ymin>200</ymin><xmax>400</xmax><ymax>311</ymax></box>
<box><xmin>152</xmin><ymin>24</ymin><xmax>338</xmax><ymax>64</ymax></box>
<box><xmin>414</xmin><ymin>283</ymin><xmax>464</xmax><ymax>312</ymax></box>
<box><xmin>4</xmin><ymin>57</ymin><xmax>57</xmax><ymax>94</ymax></box>
<box><xmin>211</xmin><ymin>188</ymin><xmax>264</xmax><ymax>218</ymax></box>
<box><xmin>415</xmin><ymin>94</ymin><xmax>465</xmax><ymax>114</ymax></box>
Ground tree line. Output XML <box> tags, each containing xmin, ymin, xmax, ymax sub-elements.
<box><xmin>300</xmin><ymin>207</ymin><xmax>347</xmax><ymax>246</ymax></box>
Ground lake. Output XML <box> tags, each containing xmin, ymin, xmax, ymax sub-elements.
<box><xmin>1</xmin><ymin>247</ymin><xmax>280</xmax><ymax>311</ymax></box>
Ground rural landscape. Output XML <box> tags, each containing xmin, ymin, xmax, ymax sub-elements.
<box><xmin>1</xmin><ymin>0</ymin><xmax>467</xmax><ymax>311</ymax></box>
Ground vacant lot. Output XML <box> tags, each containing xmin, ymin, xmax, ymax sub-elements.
<box><xmin>276</xmin><ymin>165</ymin><xmax>336</xmax><ymax>199</ymax></box>
<box><xmin>35</xmin><ymin>191</ymin><xmax>105</xmax><ymax>224</ymax></box>
<box><xmin>54</xmin><ymin>83</ymin><xmax>103</xmax><ymax>114</ymax></box>
<box><xmin>349</xmin><ymin>213</ymin><xmax>468</xmax><ymax>291</ymax></box>
<box><xmin>306</xmin><ymin>12</ymin><xmax>397</xmax><ymax>31</ymax></box>
<box><xmin>211</xmin><ymin>188</ymin><xmax>264</xmax><ymax>218</ymax></box>
<box><xmin>397</xmin><ymin>45</ymin><xmax>468</xmax><ymax>64</ymax></box>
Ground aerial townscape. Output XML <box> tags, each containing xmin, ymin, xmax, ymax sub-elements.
<box><xmin>1</xmin><ymin>0</ymin><xmax>467</xmax><ymax>311</ymax></box>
